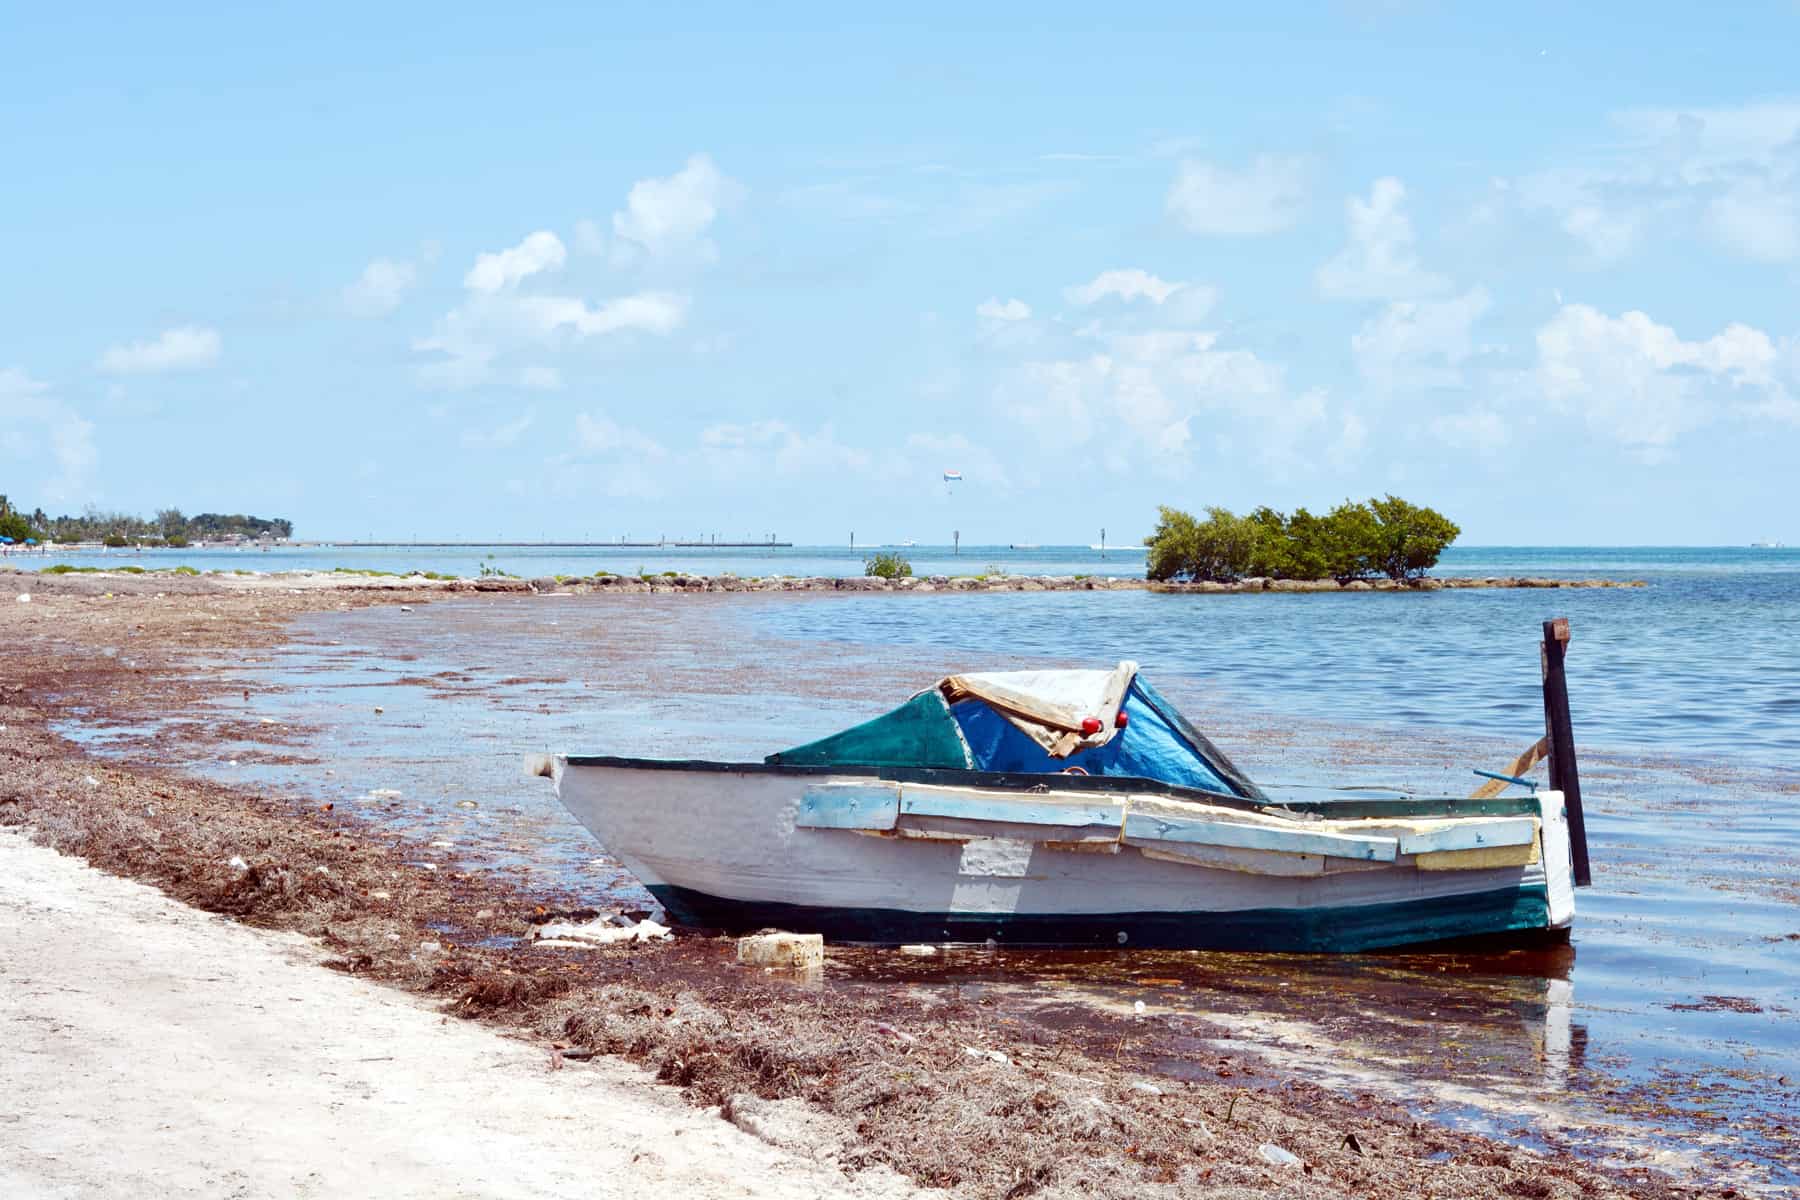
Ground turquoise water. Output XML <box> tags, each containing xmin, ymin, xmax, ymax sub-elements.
<box><xmin>16</xmin><ymin>540</ymin><xmax>1800</xmax><ymax>581</ymax></box>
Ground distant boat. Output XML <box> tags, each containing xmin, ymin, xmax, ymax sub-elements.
<box><xmin>1090</xmin><ymin>543</ymin><xmax>1146</xmax><ymax>553</ymax></box>
<box><xmin>1009</xmin><ymin>543</ymin><xmax>1039</xmax><ymax>550</ymax></box>
<box><xmin>553</xmin><ymin>637</ymin><xmax>1587</xmax><ymax>951</ymax></box>
<box><xmin>1750</xmin><ymin>540</ymin><xmax>1786</xmax><ymax>548</ymax></box>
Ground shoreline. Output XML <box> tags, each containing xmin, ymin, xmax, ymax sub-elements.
<box><xmin>0</xmin><ymin>582</ymin><xmax>1711</xmax><ymax>1198</ymax></box>
<box><xmin>6</xmin><ymin>564</ymin><xmax>1648</xmax><ymax>595</ymax></box>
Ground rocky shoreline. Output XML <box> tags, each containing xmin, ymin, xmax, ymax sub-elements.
<box><xmin>474</xmin><ymin>572</ymin><xmax>1646</xmax><ymax>595</ymax></box>
<box><xmin>7</xmin><ymin>565</ymin><xmax>1648</xmax><ymax>597</ymax></box>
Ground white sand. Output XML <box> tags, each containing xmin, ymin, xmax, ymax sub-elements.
<box><xmin>0</xmin><ymin>829</ymin><xmax>910</xmax><ymax>1199</ymax></box>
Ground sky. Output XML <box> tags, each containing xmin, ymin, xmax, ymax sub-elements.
<box><xmin>4</xmin><ymin>3</ymin><xmax>1800</xmax><ymax>545</ymax></box>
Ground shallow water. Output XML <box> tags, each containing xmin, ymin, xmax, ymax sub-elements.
<box><xmin>54</xmin><ymin>579</ymin><xmax>1800</xmax><ymax>1188</ymax></box>
<box><xmin>19</xmin><ymin>540</ymin><xmax>1800</xmax><ymax>583</ymax></box>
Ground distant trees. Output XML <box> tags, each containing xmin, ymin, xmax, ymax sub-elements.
<box><xmin>0</xmin><ymin>495</ymin><xmax>292</xmax><ymax>544</ymax></box>
<box><xmin>1145</xmin><ymin>497</ymin><xmax>1461</xmax><ymax>583</ymax></box>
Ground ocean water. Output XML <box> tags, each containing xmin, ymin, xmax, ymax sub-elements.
<box><xmin>18</xmin><ymin>540</ymin><xmax>1799</xmax><ymax>582</ymax></box>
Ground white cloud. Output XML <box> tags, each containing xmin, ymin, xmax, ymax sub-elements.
<box><xmin>0</xmin><ymin>366</ymin><xmax>97</xmax><ymax>500</ymax></box>
<box><xmin>1706</xmin><ymin>177</ymin><xmax>1800</xmax><ymax>263</ymax></box>
<box><xmin>1490</xmin><ymin>102</ymin><xmax>1800</xmax><ymax>266</ymax></box>
<box><xmin>514</xmin><ymin>292</ymin><xmax>688</xmax><ymax>338</ymax></box>
<box><xmin>575</xmin><ymin>412</ymin><xmax>667</xmax><ymax>459</ymax></box>
<box><xmin>698</xmin><ymin>420</ymin><xmax>873</xmax><ymax>478</ymax></box>
<box><xmin>1430</xmin><ymin>407</ymin><xmax>1510</xmax><ymax>453</ymax></box>
<box><xmin>1064</xmin><ymin>269</ymin><xmax>1185</xmax><ymax>306</ymax></box>
<box><xmin>1536</xmin><ymin>304</ymin><xmax>1791</xmax><ymax>453</ymax></box>
<box><xmin>1165</xmin><ymin>154</ymin><xmax>1310</xmax><ymax>235</ymax></box>
<box><xmin>464</xmin><ymin>231</ymin><xmax>567</xmax><ymax>293</ymax></box>
<box><xmin>573</xmin><ymin>219</ymin><xmax>606</xmax><ymax>256</ymax></box>
<box><xmin>414</xmin><ymin>291</ymin><xmax>687</xmax><ymax>390</ymax></box>
<box><xmin>1317</xmin><ymin>178</ymin><xmax>1449</xmax><ymax>301</ymax></box>
<box><xmin>343</xmin><ymin>257</ymin><xmax>417</xmax><ymax>317</ymax></box>
<box><xmin>96</xmin><ymin>326</ymin><xmax>221</xmax><ymax>374</ymax></box>
<box><xmin>976</xmin><ymin>298</ymin><xmax>1031</xmax><ymax>321</ymax></box>
<box><xmin>610</xmin><ymin>154</ymin><xmax>740</xmax><ymax>262</ymax></box>
<box><xmin>519</xmin><ymin>366</ymin><xmax>563</xmax><ymax>391</ymax></box>
<box><xmin>1351</xmin><ymin>287</ymin><xmax>1492</xmax><ymax>391</ymax></box>
<box><xmin>1004</xmin><ymin>329</ymin><xmax>1322</xmax><ymax>471</ymax></box>
<box><xmin>460</xmin><ymin>409</ymin><xmax>534</xmax><ymax>449</ymax></box>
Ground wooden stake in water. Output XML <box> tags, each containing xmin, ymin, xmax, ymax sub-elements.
<box><xmin>1540</xmin><ymin>617</ymin><xmax>1591</xmax><ymax>887</ymax></box>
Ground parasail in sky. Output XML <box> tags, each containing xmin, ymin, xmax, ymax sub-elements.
<box><xmin>942</xmin><ymin>469</ymin><xmax>963</xmax><ymax>482</ymax></box>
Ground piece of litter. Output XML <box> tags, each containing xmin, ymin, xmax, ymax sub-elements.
<box><xmin>962</xmin><ymin>1046</ymin><xmax>1011</xmax><ymax>1066</ymax></box>
<box><xmin>368</xmin><ymin>788</ymin><xmax>401</xmax><ymax>799</ymax></box>
<box><xmin>373</xmin><ymin>706</ymin><xmax>384</xmax><ymax>714</ymax></box>
<box><xmin>16</xmin><ymin>594</ymin><xmax>30</xmax><ymax>603</ymax></box>
<box><xmin>370</xmin><ymin>890</ymin><xmax>391</xmax><ymax>900</ymax></box>
<box><xmin>226</xmin><ymin>856</ymin><xmax>249</xmax><ymax>873</ymax></box>
<box><xmin>1258</xmin><ymin>1143</ymin><xmax>1302</xmax><ymax>1169</ymax></box>
<box><xmin>259</xmin><ymin>718</ymin><xmax>276</xmax><ymax>725</ymax></box>
<box><xmin>429</xmin><ymin>840</ymin><xmax>454</xmax><ymax>848</ymax></box>
<box><xmin>1131</xmin><ymin>1081</ymin><xmax>1163</xmax><ymax>1096</ymax></box>
<box><xmin>736</xmin><ymin>930</ymin><xmax>823</xmax><ymax>970</ymax></box>
<box><xmin>399</xmin><ymin>605</ymin><xmax>413</xmax><ymax>612</ymax></box>
<box><xmin>416</xmin><ymin>863</ymin><xmax>438</xmax><ymax>871</ymax></box>
<box><xmin>536</xmin><ymin>917</ymin><xmax>672</xmax><ymax>946</ymax></box>
<box><xmin>83</xmin><ymin>775</ymin><xmax>100</xmax><ymax>788</ymax></box>
<box><xmin>899</xmin><ymin>943</ymin><xmax>938</xmax><ymax>956</ymax></box>
<box><xmin>417</xmin><ymin>941</ymin><xmax>442</xmax><ymax>954</ymax></box>
<box><xmin>1134</xmin><ymin>1000</ymin><xmax>1147</xmax><ymax>1016</ymax></box>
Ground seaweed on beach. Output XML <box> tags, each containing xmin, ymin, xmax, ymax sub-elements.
<box><xmin>0</xmin><ymin>579</ymin><xmax>1723</xmax><ymax>1200</ymax></box>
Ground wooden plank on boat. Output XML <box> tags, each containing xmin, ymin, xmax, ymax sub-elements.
<box><xmin>1137</xmin><ymin>843</ymin><xmax>1325</xmax><ymax>877</ymax></box>
<box><xmin>1414</xmin><ymin>840</ymin><xmax>1539</xmax><ymax>871</ymax></box>
<box><xmin>1124</xmin><ymin>812</ymin><xmax>1398</xmax><ymax>862</ymax></box>
<box><xmin>899</xmin><ymin>788</ymin><xmax>1124</xmax><ymax>830</ymax></box>
<box><xmin>1396</xmin><ymin>817</ymin><xmax>1538</xmax><ymax>856</ymax></box>
<box><xmin>796</xmin><ymin>783</ymin><xmax>901</xmax><ymax>831</ymax></box>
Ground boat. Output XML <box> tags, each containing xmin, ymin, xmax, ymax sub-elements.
<box><xmin>553</xmin><ymin>625</ymin><xmax>1589</xmax><ymax>952</ymax></box>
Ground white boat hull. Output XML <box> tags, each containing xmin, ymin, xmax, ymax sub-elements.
<box><xmin>555</xmin><ymin>761</ymin><xmax>1574</xmax><ymax>951</ymax></box>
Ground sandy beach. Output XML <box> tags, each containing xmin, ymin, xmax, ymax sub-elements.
<box><xmin>0</xmin><ymin>569</ymin><xmax>1723</xmax><ymax>1198</ymax></box>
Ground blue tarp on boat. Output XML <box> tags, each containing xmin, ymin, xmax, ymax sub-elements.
<box><xmin>767</xmin><ymin>663</ymin><xmax>1260</xmax><ymax>799</ymax></box>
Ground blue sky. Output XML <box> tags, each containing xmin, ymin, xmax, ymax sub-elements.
<box><xmin>4</xmin><ymin>3</ymin><xmax>1799</xmax><ymax>544</ymax></box>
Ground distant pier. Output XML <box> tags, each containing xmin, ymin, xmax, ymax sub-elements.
<box><xmin>310</xmin><ymin>540</ymin><xmax>794</xmax><ymax>549</ymax></box>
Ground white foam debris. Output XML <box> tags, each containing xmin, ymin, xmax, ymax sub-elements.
<box><xmin>899</xmin><ymin>944</ymin><xmax>939</xmax><ymax>956</ymax></box>
<box><xmin>537</xmin><ymin>918</ymin><xmax>672</xmax><ymax>947</ymax></box>
<box><xmin>962</xmin><ymin>1046</ymin><xmax>1011</xmax><ymax>1067</ymax></box>
<box><xmin>1258</xmin><ymin>1143</ymin><xmax>1302</xmax><ymax>1169</ymax></box>
<box><xmin>226</xmin><ymin>856</ymin><xmax>249</xmax><ymax>873</ymax></box>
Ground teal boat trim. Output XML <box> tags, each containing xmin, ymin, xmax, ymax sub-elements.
<box><xmin>644</xmin><ymin>881</ymin><xmax>1557</xmax><ymax>953</ymax></box>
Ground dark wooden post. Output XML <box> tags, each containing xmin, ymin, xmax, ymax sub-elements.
<box><xmin>1541</xmin><ymin>617</ymin><xmax>1592</xmax><ymax>887</ymax></box>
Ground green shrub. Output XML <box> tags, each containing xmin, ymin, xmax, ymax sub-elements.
<box><xmin>1367</xmin><ymin>495</ymin><xmax>1461</xmax><ymax>580</ymax></box>
<box><xmin>1144</xmin><ymin>506</ymin><xmax>1261</xmax><ymax>582</ymax></box>
<box><xmin>1147</xmin><ymin>497</ymin><xmax>1459</xmax><ymax>583</ymax></box>
<box><xmin>171</xmin><ymin>565</ymin><xmax>199</xmax><ymax>576</ymax></box>
<box><xmin>103</xmin><ymin>534</ymin><xmax>129</xmax><ymax>548</ymax></box>
<box><xmin>864</xmin><ymin>551</ymin><xmax>913</xmax><ymax>579</ymax></box>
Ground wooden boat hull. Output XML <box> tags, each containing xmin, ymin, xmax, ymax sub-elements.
<box><xmin>556</xmin><ymin>760</ymin><xmax>1575</xmax><ymax>952</ymax></box>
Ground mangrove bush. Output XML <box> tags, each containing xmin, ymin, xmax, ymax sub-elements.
<box><xmin>1145</xmin><ymin>496</ymin><xmax>1460</xmax><ymax>583</ymax></box>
